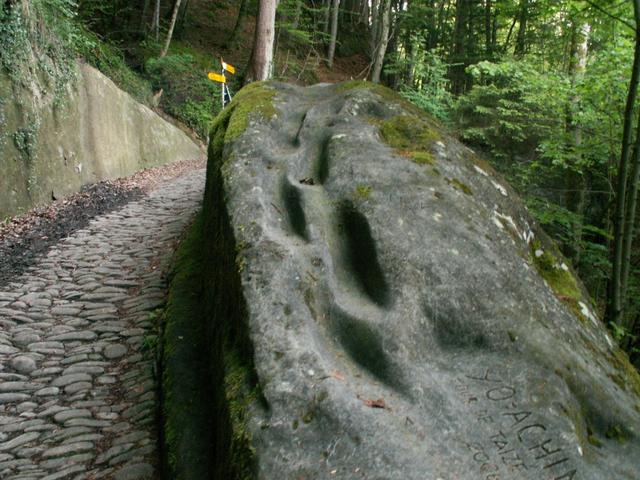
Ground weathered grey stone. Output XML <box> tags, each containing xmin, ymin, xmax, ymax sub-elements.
<box><xmin>189</xmin><ymin>82</ymin><xmax>640</xmax><ymax>480</ymax></box>
<box><xmin>0</xmin><ymin>382</ymin><xmax>39</xmax><ymax>393</ymax></box>
<box><xmin>64</xmin><ymin>382</ymin><xmax>93</xmax><ymax>394</ymax></box>
<box><xmin>51</xmin><ymin>373</ymin><xmax>92</xmax><ymax>387</ymax></box>
<box><xmin>34</xmin><ymin>387</ymin><xmax>60</xmax><ymax>397</ymax></box>
<box><xmin>95</xmin><ymin>443</ymin><xmax>134</xmax><ymax>464</ymax></box>
<box><xmin>0</xmin><ymin>344</ymin><xmax>19</xmax><ymax>355</ymax></box>
<box><xmin>42</xmin><ymin>441</ymin><xmax>94</xmax><ymax>458</ymax></box>
<box><xmin>103</xmin><ymin>345</ymin><xmax>127</xmax><ymax>359</ymax></box>
<box><xmin>16</xmin><ymin>402</ymin><xmax>38</xmax><ymax>414</ymax></box>
<box><xmin>0</xmin><ymin>393</ymin><xmax>30</xmax><ymax>404</ymax></box>
<box><xmin>50</xmin><ymin>307</ymin><xmax>82</xmax><ymax>316</ymax></box>
<box><xmin>0</xmin><ymin>432</ymin><xmax>40</xmax><ymax>452</ymax></box>
<box><xmin>48</xmin><ymin>331</ymin><xmax>97</xmax><ymax>342</ymax></box>
<box><xmin>113</xmin><ymin>463</ymin><xmax>153</xmax><ymax>480</ymax></box>
<box><xmin>13</xmin><ymin>332</ymin><xmax>41</xmax><ymax>347</ymax></box>
<box><xmin>53</xmin><ymin>410</ymin><xmax>92</xmax><ymax>423</ymax></box>
<box><xmin>39</xmin><ymin>464</ymin><xmax>86</xmax><ymax>480</ymax></box>
<box><xmin>10</xmin><ymin>356</ymin><xmax>37</xmax><ymax>374</ymax></box>
<box><xmin>62</xmin><ymin>365</ymin><xmax>105</xmax><ymax>375</ymax></box>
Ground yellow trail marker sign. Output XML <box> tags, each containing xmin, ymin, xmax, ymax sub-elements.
<box><xmin>208</xmin><ymin>72</ymin><xmax>226</xmax><ymax>83</ymax></box>
<box><xmin>222</xmin><ymin>60</ymin><xmax>236</xmax><ymax>75</ymax></box>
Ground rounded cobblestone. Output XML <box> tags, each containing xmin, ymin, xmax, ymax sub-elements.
<box><xmin>0</xmin><ymin>169</ymin><xmax>204</xmax><ymax>479</ymax></box>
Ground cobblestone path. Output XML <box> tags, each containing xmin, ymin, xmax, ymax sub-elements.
<box><xmin>0</xmin><ymin>168</ymin><xmax>205</xmax><ymax>480</ymax></box>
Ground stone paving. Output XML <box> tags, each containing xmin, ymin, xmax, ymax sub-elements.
<box><xmin>0</xmin><ymin>168</ymin><xmax>205</xmax><ymax>480</ymax></box>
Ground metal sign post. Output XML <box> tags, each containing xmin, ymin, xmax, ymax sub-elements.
<box><xmin>207</xmin><ymin>58</ymin><xmax>236</xmax><ymax>109</ymax></box>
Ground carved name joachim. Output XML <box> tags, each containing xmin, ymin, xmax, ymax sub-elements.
<box><xmin>455</xmin><ymin>368</ymin><xmax>578</xmax><ymax>480</ymax></box>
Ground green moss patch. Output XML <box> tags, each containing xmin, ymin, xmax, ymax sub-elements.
<box><xmin>374</xmin><ymin>114</ymin><xmax>440</xmax><ymax>167</ymax></box>
<box><xmin>161</xmin><ymin>213</ymin><xmax>215</xmax><ymax>479</ymax></box>
<box><xmin>446</xmin><ymin>177</ymin><xmax>473</xmax><ymax>195</ymax></box>
<box><xmin>224</xmin><ymin>82</ymin><xmax>277</xmax><ymax>142</ymax></box>
<box><xmin>530</xmin><ymin>241</ymin><xmax>581</xmax><ymax>302</ymax></box>
<box><xmin>163</xmin><ymin>126</ymin><xmax>263</xmax><ymax>480</ymax></box>
<box><xmin>354</xmin><ymin>185</ymin><xmax>373</xmax><ymax>199</ymax></box>
<box><xmin>336</xmin><ymin>80</ymin><xmax>429</xmax><ymax>118</ymax></box>
<box><xmin>608</xmin><ymin>348</ymin><xmax>640</xmax><ymax>398</ymax></box>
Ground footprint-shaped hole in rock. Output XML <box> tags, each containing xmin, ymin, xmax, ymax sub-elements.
<box><xmin>336</xmin><ymin>201</ymin><xmax>390</xmax><ymax>308</ymax></box>
<box><xmin>280</xmin><ymin>177</ymin><xmax>308</xmax><ymax>241</ymax></box>
<box><xmin>328</xmin><ymin>303</ymin><xmax>401</xmax><ymax>390</ymax></box>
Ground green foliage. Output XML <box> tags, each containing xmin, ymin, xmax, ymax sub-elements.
<box><xmin>146</xmin><ymin>51</ymin><xmax>219</xmax><ymax>138</ymax></box>
<box><xmin>0</xmin><ymin>0</ymin><xmax>79</xmax><ymax>95</ymax></box>
<box><xmin>456</xmin><ymin>60</ymin><xmax>569</xmax><ymax>160</ymax></box>
<box><xmin>530</xmin><ymin>240</ymin><xmax>581</xmax><ymax>302</ymax></box>
<box><xmin>396</xmin><ymin>48</ymin><xmax>453</xmax><ymax>121</ymax></box>
<box><xmin>77</xmin><ymin>30</ymin><xmax>153</xmax><ymax>105</ymax></box>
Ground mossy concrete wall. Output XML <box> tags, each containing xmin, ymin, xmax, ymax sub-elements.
<box><xmin>0</xmin><ymin>62</ymin><xmax>202</xmax><ymax>218</ymax></box>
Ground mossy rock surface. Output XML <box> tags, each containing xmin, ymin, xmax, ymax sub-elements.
<box><xmin>177</xmin><ymin>81</ymin><xmax>640</xmax><ymax>479</ymax></box>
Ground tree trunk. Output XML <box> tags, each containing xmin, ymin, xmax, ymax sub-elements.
<box><xmin>514</xmin><ymin>0</ymin><xmax>528</xmax><ymax>56</ymax></box>
<box><xmin>247</xmin><ymin>0</ymin><xmax>277</xmax><ymax>82</ymax></box>
<box><xmin>227</xmin><ymin>0</ymin><xmax>249</xmax><ymax>48</ymax></box>
<box><xmin>140</xmin><ymin>0</ymin><xmax>151</xmax><ymax>34</ymax></box>
<box><xmin>175</xmin><ymin>0</ymin><xmax>189</xmax><ymax>39</ymax></box>
<box><xmin>484</xmin><ymin>0</ymin><xmax>492</xmax><ymax>57</ymax></box>
<box><xmin>152</xmin><ymin>0</ymin><xmax>160</xmax><ymax>41</ymax></box>
<box><xmin>327</xmin><ymin>0</ymin><xmax>341</xmax><ymax>68</ymax></box>
<box><xmin>406</xmin><ymin>34</ymin><xmax>417</xmax><ymax>87</ymax></box>
<box><xmin>451</xmin><ymin>0</ymin><xmax>470</xmax><ymax>94</ymax></box>
<box><xmin>565</xmin><ymin>21</ymin><xmax>590</xmax><ymax>265</ymax></box>
<box><xmin>369</xmin><ymin>0</ymin><xmax>380</xmax><ymax>57</ymax></box>
<box><xmin>371</xmin><ymin>0</ymin><xmax>391</xmax><ymax>83</ymax></box>
<box><xmin>621</xmin><ymin>115</ymin><xmax>640</xmax><ymax>331</ymax></box>
<box><xmin>323</xmin><ymin>0</ymin><xmax>331</xmax><ymax>35</ymax></box>
<box><xmin>608</xmin><ymin>0</ymin><xmax>640</xmax><ymax>327</ymax></box>
<box><xmin>291</xmin><ymin>0</ymin><xmax>303</xmax><ymax>29</ymax></box>
<box><xmin>160</xmin><ymin>0</ymin><xmax>182</xmax><ymax>57</ymax></box>
<box><xmin>491</xmin><ymin>7</ymin><xmax>498</xmax><ymax>52</ymax></box>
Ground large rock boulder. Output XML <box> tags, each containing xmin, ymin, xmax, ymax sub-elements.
<box><xmin>200</xmin><ymin>81</ymin><xmax>640</xmax><ymax>479</ymax></box>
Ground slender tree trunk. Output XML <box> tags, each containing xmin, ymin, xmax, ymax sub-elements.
<box><xmin>371</xmin><ymin>0</ymin><xmax>391</xmax><ymax>83</ymax></box>
<box><xmin>504</xmin><ymin>15</ymin><xmax>516</xmax><ymax>52</ymax></box>
<box><xmin>361</xmin><ymin>0</ymin><xmax>369</xmax><ymax>23</ymax></box>
<box><xmin>227</xmin><ymin>0</ymin><xmax>249</xmax><ymax>48</ymax></box>
<box><xmin>565</xmin><ymin>21</ymin><xmax>590</xmax><ymax>265</ymax></box>
<box><xmin>140</xmin><ymin>0</ymin><xmax>151</xmax><ymax>34</ymax></box>
<box><xmin>514</xmin><ymin>0</ymin><xmax>528</xmax><ymax>56</ymax></box>
<box><xmin>435</xmin><ymin>0</ymin><xmax>450</xmax><ymax>48</ymax></box>
<box><xmin>491</xmin><ymin>7</ymin><xmax>498</xmax><ymax>51</ymax></box>
<box><xmin>327</xmin><ymin>0</ymin><xmax>340</xmax><ymax>67</ymax></box>
<box><xmin>160</xmin><ymin>0</ymin><xmax>181</xmax><ymax>57</ymax></box>
<box><xmin>484</xmin><ymin>0</ymin><xmax>492</xmax><ymax>57</ymax></box>
<box><xmin>369</xmin><ymin>0</ymin><xmax>380</xmax><ymax>57</ymax></box>
<box><xmin>175</xmin><ymin>0</ymin><xmax>189</xmax><ymax>39</ymax></box>
<box><xmin>621</xmin><ymin>117</ymin><xmax>640</xmax><ymax>331</ymax></box>
<box><xmin>291</xmin><ymin>0</ymin><xmax>303</xmax><ymax>29</ymax></box>
<box><xmin>407</xmin><ymin>34</ymin><xmax>417</xmax><ymax>87</ymax></box>
<box><xmin>323</xmin><ymin>0</ymin><xmax>331</xmax><ymax>35</ymax></box>
<box><xmin>608</xmin><ymin>0</ymin><xmax>640</xmax><ymax>327</ymax></box>
<box><xmin>247</xmin><ymin>0</ymin><xmax>277</xmax><ymax>82</ymax></box>
<box><xmin>451</xmin><ymin>0</ymin><xmax>469</xmax><ymax>94</ymax></box>
<box><xmin>152</xmin><ymin>0</ymin><xmax>160</xmax><ymax>41</ymax></box>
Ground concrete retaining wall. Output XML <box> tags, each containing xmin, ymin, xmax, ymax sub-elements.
<box><xmin>0</xmin><ymin>62</ymin><xmax>202</xmax><ymax>218</ymax></box>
